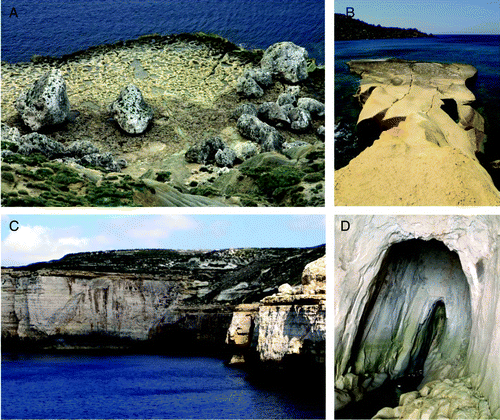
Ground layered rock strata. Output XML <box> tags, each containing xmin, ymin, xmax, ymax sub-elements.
<box><xmin>335</xmin><ymin>59</ymin><xmax>500</xmax><ymax>206</ymax></box>
<box><xmin>2</xmin><ymin>246</ymin><xmax>325</xmax><ymax>354</ymax></box>
<box><xmin>226</xmin><ymin>255</ymin><xmax>325</xmax><ymax>364</ymax></box>
<box><xmin>335</xmin><ymin>216</ymin><xmax>500</xmax><ymax>417</ymax></box>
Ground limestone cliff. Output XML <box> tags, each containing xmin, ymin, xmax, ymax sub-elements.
<box><xmin>335</xmin><ymin>216</ymin><xmax>500</xmax><ymax>417</ymax></box>
<box><xmin>335</xmin><ymin>59</ymin><xmax>500</xmax><ymax>206</ymax></box>
<box><xmin>226</xmin><ymin>255</ymin><xmax>325</xmax><ymax>364</ymax></box>
<box><xmin>2</xmin><ymin>245</ymin><xmax>325</xmax><ymax>353</ymax></box>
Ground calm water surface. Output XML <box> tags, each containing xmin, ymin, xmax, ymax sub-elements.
<box><xmin>1</xmin><ymin>0</ymin><xmax>324</xmax><ymax>64</ymax></box>
<box><xmin>1</xmin><ymin>354</ymin><xmax>325</xmax><ymax>419</ymax></box>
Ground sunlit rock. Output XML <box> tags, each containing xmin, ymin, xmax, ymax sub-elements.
<box><xmin>335</xmin><ymin>60</ymin><xmax>500</xmax><ymax>206</ymax></box>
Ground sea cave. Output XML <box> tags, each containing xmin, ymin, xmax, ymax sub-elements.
<box><xmin>335</xmin><ymin>216</ymin><xmax>500</xmax><ymax>419</ymax></box>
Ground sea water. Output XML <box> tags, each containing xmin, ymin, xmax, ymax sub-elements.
<box><xmin>335</xmin><ymin>35</ymin><xmax>500</xmax><ymax>169</ymax></box>
<box><xmin>1</xmin><ymin>353</ymin><xmax>325</xmax><ymax>419</ymax></box>
<box><xmin>1</xmin><ymin>0</ymin><xmax>325</xmax><ymax>64</ymax></box>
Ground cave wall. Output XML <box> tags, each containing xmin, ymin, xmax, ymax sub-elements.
<box><xmin>335</xmin><ymin>216</ymin><xmax>500</xmax><ymax>416</ymax></box>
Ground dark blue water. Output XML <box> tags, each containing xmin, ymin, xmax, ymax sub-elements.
<box><xmin>1</xmin><ymin>0</ymin><xmax>324</xmax><ymax>64</ymax></box>
<box><xmin>335</xmin><ymin>35</ymin><xmax>500</xmax><ymax>169</ymax></box>
<box><xmin>1</xmin><ymin>354</ymin><xmax>325</xmax><ymax>419</ymax></box>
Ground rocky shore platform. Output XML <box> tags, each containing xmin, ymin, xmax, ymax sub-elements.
<box><xmin>1</xmin><ymin>33</ymin><xmax>325</xmax><ymax>207</ymax></box>
<box><xmin>335</xmin><ymin>59</ymin><xmax>500</xmax><ymax>206</ymax></box>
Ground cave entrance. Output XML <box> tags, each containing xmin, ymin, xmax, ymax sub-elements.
<box><xmin>348</xmin><ymin>239</ymin><xmax>472</xmax><ymax>387</ymax></box>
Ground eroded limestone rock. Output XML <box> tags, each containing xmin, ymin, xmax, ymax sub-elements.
<box><xmin>261</xmin><ymin>42</ymin><xmax>309</xmax><ymax>83</ymax></box>
<box><xmin>109</xmin><ymin>84</ymin><xmax>153</xmax><ymax>134</ymax></box>
<box><xmin>335</xmin><ymin>60</ymin><xmax>500</xmax><ymax>206</ymax></box>
<box><xmin>335</xmin><ymin>216</ymin><xmax>500</xmax><ymax>417</ymax></box>
<box><xmin>15</xmin><ymin>69</ymin><xmax>71</xmax><ymax>131</ymax></box>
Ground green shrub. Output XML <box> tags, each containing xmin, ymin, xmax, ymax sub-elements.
<box><xmin>2</xmin><ymin>172</ymin><xmax>15</xmax><ymax>183</ymax></box>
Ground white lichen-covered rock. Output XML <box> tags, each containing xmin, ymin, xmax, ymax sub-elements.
<box><xmin>335</xmin><ymin>215</ymin><xmax>500</xmax><ymax>418</ymax></box>
<box><xmin>109</xmin><ymin>84</ymin><xmax>153</xmax><ymax>134</ymax></box>
<box><xmin>15</xmin><ymin>69</ymin><xmax>70</xmax><ymax>131</ymax></box>
<box><xmin>260</xmin><ymin>42</ymin><xmax>309</xmax><ymax>83</ymax></box>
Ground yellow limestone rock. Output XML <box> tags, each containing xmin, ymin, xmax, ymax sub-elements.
<box><xmin>335</xmin><ymin>59</ymin><xmax>499</xmax><ymax>206</ymax></box>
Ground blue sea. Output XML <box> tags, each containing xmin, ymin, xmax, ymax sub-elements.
<box><xmin>1</xmin><ymin>0</ymin><xmax>324</xmax><ymax>64</ymax></box>
<box><xmin>335</xmin><ymin>35</ymin><xmax>500</xmax><ymax>170</ymax></box>
<box><xmin>1</xmin><ymin>354</ymin><xmax>325</xmax><ymax>419</ymax></box>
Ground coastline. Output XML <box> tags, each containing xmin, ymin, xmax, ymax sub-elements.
<box><xmin>1</xmin><ymin>33</ymin><xmax>326</xmax><ymax>207</ymax></box>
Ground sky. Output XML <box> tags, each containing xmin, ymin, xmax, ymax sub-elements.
<box><xmin>1</xmin><ymin>214</ymin><xmax>326</xmax><ymax>267</ymax></box>
<box><xmin>334</xmin><ymin>0</ymin><xmax>500</xmax><ymax>34</ymax></box>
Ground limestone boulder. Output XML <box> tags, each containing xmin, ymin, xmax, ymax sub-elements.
<box><xmin>15</xmin><ymin>69</ymin><xmax>71</xmax><ymax>131</ymax></box>
<box><xmin>260</xmin><ymin>42</ymin><xmax>309</xmax><ymax>83</ymax></box>
<box><xmin>185</xmin><ymin>136</ymin><xmax>226</xmax><ymax>165</ymax></box>
<box><xmin>289</xmin><ymin>107</ymin><xmax>311</xmax><ymax>131</ymax></box>
<box><xmin>236</xmin><ymin>114</ymin><xmax>284</xmax><ymax>152</ymax></box>
<box><xmin>15</xmin><ymin>132</ymin><xmax>67</xmax><ymax>159</ymax></box>
<box><xmin>297</xmin><ymin>97</ymin><xmax>325</xmax><ymax>118</ymax></box>
<box><xmin>109</xmin><ymin>84</ymin><xmax>153</xmax><ymax>134</ymax></box>
<box><xmin>236</xmin><ymin>75</ymin><xmax>264</xmax><ymax>98</ymax></box>
<box><xmin>257</xmin><ymin>102</ymin><xmax>290</xmax><ymax>127</ymax></box>
<box><xmin>215</xmin><ymin>147</ymin><xmax>237</xmax><ymax>168</ymax></box>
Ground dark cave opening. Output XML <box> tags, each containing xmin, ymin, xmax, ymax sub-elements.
<box><xmin>337</xmin><ymin>239</ymin><xmax>471</xmax><ymax>419</ymax></box>
<box><xmin>440</xmin><ymin>99</ymin><xmax>459</xmax><ymax>123</ymax></box>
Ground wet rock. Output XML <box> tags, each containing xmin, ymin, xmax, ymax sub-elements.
<box><xmin>15</xmin><ymin>69</ymin><xmax>71</xmax><ymax>131</ymax></box>
<box><xmin>185</xmin><ymin>136</ymin><xmax>226</xmax><ymax>164</ymax></box>
<box><xmin>257</xmin><ymin>102</ymin><xmax>290</xmax><ymax>127</ymax></box>
<box><xmin>297</xmin><ymin>97</ymin><xmax>325</xmax><ymax>117</ymax></box>
<box><xmin>260</xmin><ymin>41</ymin><xmax>309</xmax><ymax>83</ymax></box>
<box><xmin>109</xmin><ymin>84</ymin><xmax>154</xmax><ymax>134</ymax></box>
<box><xmin>236</xmin><ymin>114</ymin><xmax>284</xmax><ymax>152</ymax></box>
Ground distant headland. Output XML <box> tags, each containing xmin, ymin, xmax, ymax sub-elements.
<box><xmin>335</xmin><ymin>13</ymin><xmax>433</xmax><ymax>41</ymax></box>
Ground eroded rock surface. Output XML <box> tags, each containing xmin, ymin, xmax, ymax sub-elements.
<box><xmin>15</xmin><ymin>69</ymin><xmax>70</xmax><ymax>131</ymax></box>
<box><xmin>226</xmin><ymin>255</ymin><xmax>325</xmax><ymax>364</ymax></box>
<box><xmin>2</xmin><ymin>246</ymin><xmax>325</xmax><ymax>352</ymax></box>
<box><xmin>109</xmin><ymin>84</ymin><xmax>154</xmax><ymax>134</ymax></box>
<box><xmin>335</xmin><ymin>216</ymin><xmax>500</xmax><ymax>417</ymax></box>
<box><xmin>373</xmin><ymin>377</ymin><xmax>492</xmax><ymax>420</ymax></box>
<box><xmin>261</xmin><ymin>42</ymin><xmax>309</xmax><ymax>84</ymax></box>
<box><xmin>335</xmin><ymin>59</ymin><xmax>500</xmax><ymax>206</ymax></box>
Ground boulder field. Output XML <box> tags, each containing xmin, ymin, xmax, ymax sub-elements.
<box><xmin>335</xmin><ymin>216</ymin><xmax>500</xmax><ymax>418</ymax></box>
<box><xmin>335</xmin><ymin>59</ymin><xmax>500</xmax><ymax>206</ymax></box>
<box><xmin>1</xmin><ymin>33</ymin><xmax>325</xmax><ymax>207</ymax></box>
<box><xmin>2</xmin><ymin>245</ymin><xmax>325</xmax><ymax>370</ymax></box>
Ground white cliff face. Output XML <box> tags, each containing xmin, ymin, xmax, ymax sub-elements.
<box><xmin>335</xmin><ymin>216</ymin><xmax>500</xmax><ymax>417</ymax></box>
<box><xmin>227</xmin><ymin>255</ymin><xmax>326</xmax><ymax>363</ymax></box>
<box><xmin>2</xmin><ymin>272</ymin><xmax>177</xmax><ymax>340</ymax></box>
